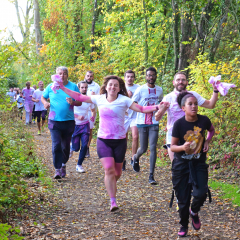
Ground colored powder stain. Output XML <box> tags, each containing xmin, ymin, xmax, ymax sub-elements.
<box><xmin>99</xmin><ymin>108</ymin><xmax>125</xmax><ymax>139</ymax></box>
<box><xmin>49</xmin><ymin>111</ymin><xmax>56</xmax><ymax>120</ymax></box>
<box><xmin>69</xmin><ymin>104</ymin><xmax>74</xmax><ymax>110</ymax></box>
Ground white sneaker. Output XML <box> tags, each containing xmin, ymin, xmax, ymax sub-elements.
<box><xmin>76</xmin><ymin>165</ymin><xmax>85</xmax><ymax>173</ymax></box>
<box><xmin>69</xmin><ymin>150</ymin><xmax>73</xmax><ymax>158</ymax></box>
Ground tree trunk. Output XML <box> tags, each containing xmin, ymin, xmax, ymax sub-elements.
<box><xmin>178</xmin><ymin>1</ymin><xmax>191</xmax><ymax>73</ymax></box>
<box><xmin>209</xmin><ymin>0</ymin><xmax>230</xmax><ymax>63</ymax></box>
<box><xmin>90</xmin><ymin>0</ymin><xmax>98</xmax><ymax>63</ymax></box>
<box><xmin>33</xmin><ymin>0</ymin><xmax>43</xmax><ymax>54</ymax></box>
<box><xmin>143</xmin><ymin>0</ymin><xmax>148</xmax><ymax>63</ymax></box>
<box><xmin>171</xmin><ymin>0</ymin><xmax>180</xmax><ymax>73</ymax></box>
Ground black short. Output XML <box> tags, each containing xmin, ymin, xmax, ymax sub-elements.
<box><xmin>97</xmin><ymin>138</ymin><xmax>127</xmax><ymax>163</ymax></box>
<box><xmin>35</xmin><ymin>110</ymin><xmax>47</xmax><ymax>122</ymax></box>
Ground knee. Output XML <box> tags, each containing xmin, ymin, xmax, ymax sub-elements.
<box><xmin>132</xmin><ymin>134</ymin><xmax>138</xmax><ymax>142</ymax></box>
<box><xmin>52</xmin><ymin>142</ymin><xmax>61</xmax><ymax>152</ymax></box>
<box><xmin>104</xmin><ymin>166</ymin><xmax>115</xmax><ymax>176</ymax></box>
<box><xmin>149</xmin><ymin>144</ymin><xmax>156</xmax><ymax>152</ymax></box>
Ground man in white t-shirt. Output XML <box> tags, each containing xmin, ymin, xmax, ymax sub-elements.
<box><xmin>155</xmin><ymin>71</ymin><xmax>219</xmax><ymax>162</ymax></box>
<box><xmin>32</xmin><ymin>81</ymin><xmax>47</xmax><ymax>135</ymax></box>
<box><xmin>6</xmin><ymin>88</ymin><xmax>16</xmax><ymax>102</ymax></box>
<box><xmin>132</xmin><ymin>67</ymin><xmax>169</xmax><ymax>185</ymax></box>
<box><xmin>122</xmin><ymin>70</ymin><xmax>140</xmax><ymax>171</ymax></box>
<box><xmin>69</xmin><ymin>81</ymin><xmax>96</xmax><ymax>173</ymax></box>
<box><xmin>84</xmin><ymin>71</ymin><xmax>100</xmax><ymax>158</ymax></box>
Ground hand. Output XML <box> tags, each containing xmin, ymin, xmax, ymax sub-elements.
<box><xmin>43</xmin><ymin>102</ymin><xmax>50</xmax><ymax>109</ymax></box>
<box><xmin>66</xmin><ymin>97</ymin><xmax>73</xmax><ymax>105</ymax></box>
<box><xmin>158</xmin><ymin>101</ymin><xmax>170</xmax><ymax>111</ymax></box>
<box><xmin>74</xmin><ymin>114</ymin><xmax>84</xmax><ymax>120</ymax></box>
<box><xmin>183</xmin><ymin>141</ymin><xmax>191</xmax><ymax>152</ymax></box>
<box><xmin>29</xmin><ymin>95</ymin><xmax>32</xmax><ymax>97</ymax></box>
<box><xmin>90</xmin><ymin>116</ymin><xmax>95</xmax><ymax>122</ymax></box>
<box><xmin>91</xmin><ymin>91</ymin><xmax>96</xmax><ymax>95</ymax></box>
<box><xmin>127</xmin><ymin>90</ymin><xmax>133</xmax><ymax>98</ymax></box>
<box><xmin>203</xmin><ymin>140</ymin><xmax>210</xmax><ymax>152</ymax></box>
<box><xmin>36</xmin><ymin>99</ymin><xmax>39</xmax><ymax>103</ymax></box>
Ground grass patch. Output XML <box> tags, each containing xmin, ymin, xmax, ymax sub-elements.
<box><xmin>156</xmin><ymin>157</ymin><xmax>169</xmax><ymax>167</ymax></box>
<box><xmin>209</xmin><ymin>180</ymin><xmax>240</xmax><ymax>207</ymax></box>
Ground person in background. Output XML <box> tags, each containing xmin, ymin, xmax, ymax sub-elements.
<box><xmin>22</xmin><ymin>82</ymin><xmax>35</xmax><ymax>125</ymax></box>
<box><xmin>6</xmin><ymin>88</ymin><xmax>16</xmax><ymax>102</ymax></box>
<box><xmin>69</xmin><ymin>81</ymin><xmax>96</xmax><ymax>173</ymax></box>
<box><xmin>41</xmin><ymin>66</ymin><xmax>81</xmax><ymax>179</ymax></box>
<box><xmin>32</xmin><ymin>81</ymin><xmax>47</xmax><ymax>135</ymax></box>
<box><xmin>32</xmin><ymin>85</ymin><xmax>37</xmax><ymax>124</ymax></box>
<box><xmin>16</xmin><ymin>91</ymin><xmax>24</xmax><ymax>119</ymax></box>
<box><xmin>84</xmin><ymin>71</ymin><xmax>100</xmax><ymax>158</ymax></box>
<box><xmin>122</xmin><ymin>70</ymin><xmax>140</xmax><ymax>170</ymax></box>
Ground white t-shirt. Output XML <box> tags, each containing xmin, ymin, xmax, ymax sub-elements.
<box><xmin>74</xmin><ymin>102</ymin><xmax>95</xmax><ymax>125</ymax></box>
<box><xmin>32</xmin><ymin>89</ymin><xmax>46</xmax><ymax>111</ymax></box>
<box><xmin>162</xmin><ymin>90</ymin><xmax>206</xmax><ymax>143</ymax></box>
<box><xmin>91</xmin><ymin>94</ymin><xmax>134</xmax><ymax>139</ymax></box>
<box><xmin>132</xmin><ymin>84</ymin><xmax>163</xmax><ymax>125</ymax></box>
<box><xmin>126</xmin><ymin>84</ymin><xmax>140</xmax><ymax>119</ymax></box>
<box><xmin>6</xmin><ymin>91</ymin><xmax>16</xmax><ymax>102</ymax></box>
<box><xmin>87</xmin><ymin>81</ymin><xmax>100</xmax><ymax>96</ymax></box>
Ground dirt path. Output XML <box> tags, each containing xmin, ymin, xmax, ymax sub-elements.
<box><xmin>20</xmin><ymin>126</ymin><xmax>240</xmax><ymax>239</ymax></box>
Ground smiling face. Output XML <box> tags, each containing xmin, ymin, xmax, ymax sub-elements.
<box><xmin>173</xmin><ymin>73</ymin><xmax>188</xmax><ymax>92</ymax></box>
<box><xmin>105</xmin><ymin>79</ymin><xmax>120</xmax><ymax>97</ymax></box>
<box><xmin>182</xmin><ymin>96</ymin><xmax>198</xmax><ymax>117</ymax></box>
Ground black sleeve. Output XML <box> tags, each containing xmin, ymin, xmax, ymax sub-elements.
<box><xmin>172</xmin><ymin>120</ymin><xmax>180</xmax><ymax>139</ymax></box>
<box><xmin>204</xmin><ymin>116</ymin><xmax>212</xmax><ymax>131</ymax></box>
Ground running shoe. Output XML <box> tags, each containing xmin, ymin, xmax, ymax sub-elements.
<box><xmin>54</xmin><ymin>169</ymin><xmax>61</xmax><ymax>179</ymax></box>
<box><xmin>38</xmin><ymin>130</ymin><xmax>41</xmax><ymax>135</ymax></box>
<box><xmin>132</xmin><ymin>154</ymin><xmax>140</xmax><ymax>172</ymax></box>
<box><xmin>178</xmin><ymin>226</ymin><xmax>188</xmax><ymax>237</ymax></box>
<box><xmin>33</xmin><ymin>120</ymin><xmax>36</xmax><ymax>124</ymax></box>
<box><xmin>76</xmin><ymin>165</ymin><xmax>85</xmax><ymax>173</ymax></box>
<box><xmin>130</xmin><ymin>158</ymin><xmax>133</xmax><ymax>166</ymax></box>
<box><xmin>149</xmin><ymin>174</ymin><xmax>157</xmax><ymax>185</ymax></box>
<box><xmin>85</xmin><ymin>148</ymin><xmax>90</xmax><ymax>158</ymax></box>
<box><xmin>69</xmin><ymin>150</ymin><xmax>73</xmax><ymax>158</ymax></box>
<box><xmin>190</xmin><ymin>209</ymin><xmax>201</xmax><ymax>230</ymax></box>
<box><xmin>122</xmin><ymin>160</ymin><xmax>126</xmax><ymax>171</ymax></box>
<box><xmin>110</xmin><ymin>201</ymin><xmax>119</xmax><ymax>212</ymax></box>
<box><xmin>61</xmin><ymin>166</ymin><xmax>66</xmax><ymax>178</ymax></box>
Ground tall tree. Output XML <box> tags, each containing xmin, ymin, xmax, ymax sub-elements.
<box><xmin>90</xmin><ymin>0</ymin><xmax>98</xmax><ymax>63</ymax></box>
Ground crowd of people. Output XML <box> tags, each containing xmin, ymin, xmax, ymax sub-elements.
<box><xmin>7</xmin><ymin>66</ymin><xmax>221</xmax><ymax>237</ymax></box>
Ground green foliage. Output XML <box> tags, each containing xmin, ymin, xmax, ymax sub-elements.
<box><xmin>209</xmin><ymin>180</ymin><xmax>240</xmax><ymax>207</ymax></box>
<box><xmin>0</xmin><ymin>223</ymin><xmax>23</xmax><ymax>240</ymax></box>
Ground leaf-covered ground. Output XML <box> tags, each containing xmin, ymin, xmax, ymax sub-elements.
<box><xmin>19</xmin><ymin>125</ymin><xmax>240</xmax><ymax>239</ymax></box>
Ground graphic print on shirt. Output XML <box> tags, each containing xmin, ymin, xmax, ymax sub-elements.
<box><xmin>145</xmin><ymin>88</ymin><xmax>157</xmax><ymax>124</ymax></box>
<box><xmin>183</xmin><ymin>126</ymin><xmax>204</xmax><ymax>155</ymax></box>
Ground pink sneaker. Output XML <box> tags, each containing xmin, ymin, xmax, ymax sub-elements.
<box><xmin>110</xmin><ymin>201</ymin><xmax>119</xmax><ymax>212</ymax></box>
<box><xmin>178</xmin><ymin>226</ymin><xmax>188</xmax><ymax>237</ymax></box>
<box><xmin>190</xmin><ymin>210</ymin><xmax>201</xmax><ymax>230</ymax></box>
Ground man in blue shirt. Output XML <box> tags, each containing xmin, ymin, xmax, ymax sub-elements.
<box><xmin>41</xmin><ymin>66</ymin><xmax>81</xmax><ymax>179</ymax></box>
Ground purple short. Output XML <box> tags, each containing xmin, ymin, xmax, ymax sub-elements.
<box><xmin>97</xmin><ymin>138</ymin><xmax>127</xmax><ymax>163</ymax></box>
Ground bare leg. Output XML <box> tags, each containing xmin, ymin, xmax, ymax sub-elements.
<box><xmin>87</xmin><ymin>129</ymin><xmax>93</xmax><ymax>148</ymax></box>
<box><xmin>37</xmin><ymin>122</ymin><xmax>41</xmax><ymax>131</ymax></box>
<box><xmin>168</xmin><ymin>147</ymin><xmax>174</xmax><ymax>162</ymax></box>
<box><xmin>131</xmin><ymin>126</ymin><xmax>139</xmax><ymax>159</ymax></box>
<box><xmin>42</xmin><ymin>119</ymin><xmax>45</xmax><ymax>128</ymax></box>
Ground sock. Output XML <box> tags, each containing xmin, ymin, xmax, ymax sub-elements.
<box><xmin>110</xmin><ymin>197</ymin><xmax>116</xmax><ymax>203</ymax></box>
<box><xmin>191</xmin><ymin>210</ymin><xmax>197</xmax><ymax>216</ymax></box>
<box><xmin>62</xmin><ymin>163</ymin><xmax>66</xmax><ymax>167</ymax></box>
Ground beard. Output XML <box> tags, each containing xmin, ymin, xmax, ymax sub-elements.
<box><xmin>175</xmin><ymin>84</ymin><xmax>187</xmax><ymax>92</ymax></box>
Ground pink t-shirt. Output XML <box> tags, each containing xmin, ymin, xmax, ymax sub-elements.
<box><xmin>91</xmin><ymin>94</ymin><xmax>134</xmax><ymax>139</ymax></box>
<box><xmin>22</xmin><ymin>87</ymin><xmax>35</xmax><ymax>112</ymax></box>
<box><xmin>162</xmin><ymin>90</ymin><xmax>206</xmax><ymax>143</ymax></box>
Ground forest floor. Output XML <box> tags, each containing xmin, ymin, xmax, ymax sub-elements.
<box><xmin>17</xmin><ymin>124</ymin><xmax>240</xmax><ymax>239</ymax></box>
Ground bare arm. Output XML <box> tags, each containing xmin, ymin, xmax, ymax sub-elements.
<box><xmin>129</xmin><ymin>101</ymin><xmax>170</xmax><ymax>114</ymax></box>
<box><xmin>170</xmin><ymin>136</ymin><xmax>191</xmax><ymax>153</ymax></box>
<box><xmin>32</xmin><ymin>97</ymin><xmax>39</xmax><ymax>103</ymax></box>
<box><xmin>41</xmin><ymin>96</ymin><xmax>50</xmax><ymax>109</ymax></box>
<box><xmin>155</xmin><ymin>104</ymin><xmax>169</xmax><ymax>121</ymax></box>
<box><xmin>203</xmin><ymin>124</ymin><xmax>215</xmax><ymax>152</ymax></box>
<box><xmin>60</xmin><ymin>85</ymin><xmax>92</xmax><ymax>103</ymax></box>
<box><xmin>66</xmin><ymin>97</ymin><xmax>82</xmax><ymax>106</ymax></box>
<box><xmin>90</xmin><ymin>108</ymin><xmax>96</xmax><ymax>122</ymax></box>
<box><xmin>201</xmin><ymin>86</ymin><xmax>219</xmax><ymax>109</ymax></box>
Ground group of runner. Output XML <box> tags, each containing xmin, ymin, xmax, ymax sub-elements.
<box><xmin>42</xmin><ymin>66</ymin><xmax>220</xmax><ymax>237</ymax></box>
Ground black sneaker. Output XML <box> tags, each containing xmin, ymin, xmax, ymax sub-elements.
<box><xmin>85</xmin><ymin>148</ymin><xmax>90</xmax><ymax>158</ymax></box>
<box><xmin>190</xmin><ymin>209</ymin><xmax>201</xmax><ymax>230</ymax></box>
<box><xmin>122</xmin><ymin>160</ymin><xmax>126</xmax><ymax>171</ymax></box>
<box><xmin>178</xmin><ymin>226</ymin><xmax>188</xmax><ymax>237</ymax></box>
<box><xmin>149</xmin><ymin>174</ymin><xmax>157</xmax><ymax>185</ymax></box>
<box><xmin>132</xmin><ymin>155</ymin><xmax>140</xmax><ymax>172</ymax></box>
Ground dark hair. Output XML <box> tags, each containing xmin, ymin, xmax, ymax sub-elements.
<box><xmin>177</xmin><ymin>91</ymin><xmax>196</xmax><ymax>107</ymax></box>
<box><xmin>100</xmin><ymin>75</ymin><xmax>129</xmax><ymax>97</ymax></box>
<box><xmin>174</xmin><ymin>71</ymin><xmax>187</xmax><ymax>81</ymax></box>
<box><xmin>124</xmin><ymin>70</ymin><xmax>135</xmax><ymax>78</ymax></box>
<box><xmin>77</xmin><ymin>81</ymin><xmax>88</xmax><ymax>89</ymax></box>
<box><xmin>146</xmin><ymin>67</ymin><xmax>157</xmax><ymax>75</ymax></box>
<box><xmin>86</xmin><ymin>70</ymin><xmax>94</xmax><ymax>75</ymax></box>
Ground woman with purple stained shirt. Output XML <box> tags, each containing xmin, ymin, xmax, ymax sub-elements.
<box><xmin>57</xmin><ymin>75</ymin><xmax>169</xmax><ymax>212</ymax></box>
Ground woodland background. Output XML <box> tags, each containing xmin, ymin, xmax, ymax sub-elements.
<box><xmin>0</xmin><ymin>0</ymin><xmax>239</xmax><ymax>238</ymax></box>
